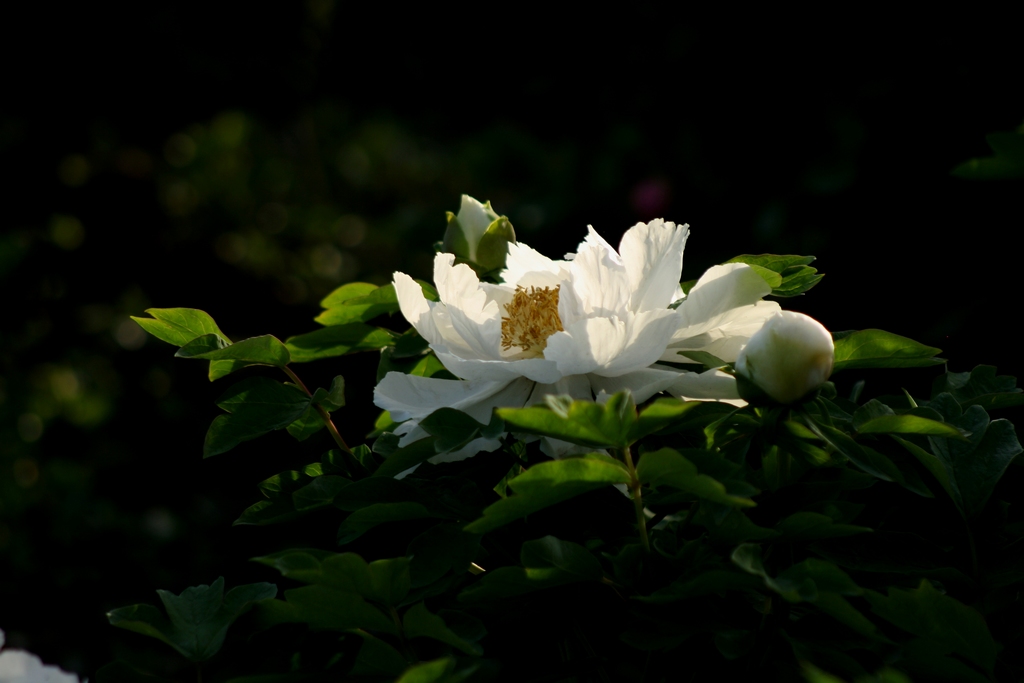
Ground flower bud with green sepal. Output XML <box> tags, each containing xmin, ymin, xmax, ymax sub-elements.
<box><xmin>735</xmin><ymin>311</ymin><xmax>834</xmax><ymax>405</ymax></box>
<box><xmin>441</xmin><ymin>195</ymin><xmax>517</xmax><ymax>273</ymax></box>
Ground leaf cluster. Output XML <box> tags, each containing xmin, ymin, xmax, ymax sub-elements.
<box><xmin>109</xmin><ymin>268</ymin><xmax>1024</xmax><ymax>683</ymax></box>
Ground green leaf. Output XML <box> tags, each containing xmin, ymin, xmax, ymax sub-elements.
<box><xmin>459</xmin><ymin>537</ymin><xmax>602</xmax><ymax>602</ymax></box>
<box><xmin>832</xmin><ymin>329</ymin><xmax>944</xmax><ymax>371</ymax></box>
<box><xmin>419</xmin><ymin>408</ymin><xmax>503</xmax><ymax>453</ymax></box>
<box><xmin>520</xmin><ymin>535</ymin><xmax>604</xmax><ymax>581</ymax></box>
<box><xmin>926</xmin><ymin>400</ymin><xmax>1023</xmax><ymax>518</ymax></box>
<box><xmin>898</xmin><ymin>638</ymin><xmax>991</xmax><ymax>683</ymax></box>
<box><xmin>932</xmin><ymin>365</ymin><xmax>1024</xmax><ymax>410</ymax></box>
<box><xmin>725</xmin><ymin>254</ymin><xmax>823</xmax><ymax>297</ymax></box>
<box><xmin>464</xmin><ymin>458</ymin><xmax>631</xmax><ymax>534</ymax></box>
<box><xmin>733</xmin><ymin>546</ymin><xmax>883</xmax><ymax>640</ymax></box>
<box><xmin>693</xmin><ymin>505</ymin><xmax>778</xmax><ymax>543</ymax></box>
<box><xmin>497</xmin><ymin>391</ymin><xmax>637</xmax><ymax>449</ymax></box>
<box><xmin>254</xmin><ymin>549</ymin><xmax>372</xmax><ymax>593</ymax></box>
<box><xmin>177</xmin><ymin>334</ymin><xmax>290</xmax><ymax>369</ymax></box>
<box><xmin>367</xmin><ymin>557</ymin><xmax>412</xmax><ymax>606</ymax></box>
<box><xmin>774</xmin><ymin>512</ymin><xmax>871</xmax><ymax>541</ymax></box>
<box><xmin>320</xmin><ymin>282</ymin><xmax>380</xmax><ymax>308</ymax></box>
<box><xmin>403</xmin><ymin>602</ymin><xmax>483</xmax><ymax>656</ymax></box>
<box><xmin>810</xmin><ymin>422</ymin><xmax>909</xmax><ymax>486</ymax></box>
<box><xmin>349</xmin><ymin>632</ymin><xmax>408</xmax><ymax>677</ymax></box>
<box><xmin>285</xmin><ymin>324</ymin><xmax>397</xmax><ymax>363</ymax></box>
<box><xmin>475</xmin><ymin>217</ymin><xmax>517</xmax><ymax>273</ymax></box>
<box><xmin>866</xmin><ymin>579</ymin><xmax>997</xmax><ymax>673</ymax></box>
<box><xmin>407</xmin><ymin>524</ymin><xmax>481</xmax><ymax>588</ymax></box>
<box><xmin>285</xmin><ymin>405</ymin><xmax>324</xmax><ymax>441</ymax></box>
<box><xmin>395</xmin><ymin>657</ymin><xmax>477</xmax><ymax>683</ymax></box>
<box><xmin>174</xmin><ymin>333</ymin><xmax>228</xmax><ymax>356</ymax></box>
<box><xmin>373</xmin><ymin>436</ymin><xmax>442</xmax><ymax>479</ymax></box>
<box><xmin>316</xmin><ymin>283</ymin><xmax>399</xmax><ymax>326</ymax></box>
<box><xmin>636</xmin><ymin>448</ymin><xmax>755</xmax><ymax>507</ymax></box>
<box><xmin>107</xmin><ymin>577</ymin><xmax>276</xmax><ymax>662</ymax></box>
<box><xmin>636</xmin><ymin>570</ymin><xmax>763</xmax><ymax>603</ymax></box>
<box><xmin>856</xmin><ymin>415</ymin><xmax>965</xmax><ymax>439</ymax></box>
<box><xmin>131</xmin><ymin>308</ymin><xmax>230</xmax><ymax>347</ymax></box>
<box><xmin>952</xmin><ymin>131</ymin><xmax>1024</xmax><ymax>180</ymax></box>
<box><xmin>630</xmin><ymin>398</ymin><xmax>705</xmax><ymax>440</ymax></box>
<box><xmin>337</xmin><ymin>502</ymin><xmax>450</xmax><ymax>545</ymax></box>
<box><xmin>292</xmin><ymin>476</ymin><xmax>352</xmax><ymax>511</ymax></box>
<box><xmin>312</xmin><ymin>375</ymin><xmax>346</xmax><ymax>411</ymax></box>
<box><xmin>892</xmin><ymin>436</ymin><xmax>956</xmax><ymax>505</ymax></box>
<box><xmin>255</xmin><ymin>585</ymin><xmax>396</xmax><ymax>633</ymax></box>
<box><xmin>204</xmin><ymin>378</ymin><xmax>311</xmax><ymax>457</ymax></box>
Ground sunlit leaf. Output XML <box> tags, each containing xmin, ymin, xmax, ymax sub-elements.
<box><xmin>497</xmin><ymin>391</ymin><xmax>637</xmax><ymax>449</ymax></box>
<box><xmin>832</xmin><ymin>329</ymin><xmax>943</xmax><ymax>371</ymax></box>
<box><xmin>131</xmin><ymin>308</ymin><xmax>230</xmax><ymax>347</ymax></box>
<box><xmin>177</xmin><ymin>334</ymin><xmax>290</xmax><ymax>369</ymax></box>
<box><xmin>637</xmin><ymin>448</ymin><xmax>755</xmax><ymax>507</ymax></box>
<box><xmin>464</xmin><ymin>458</ymin><xmax>631</xmax><ymax>534</ymax></box>
<box><xmin>285</xmin><ymin>324</ymin><xmax>397</xmax><ymax>362</ymax></box>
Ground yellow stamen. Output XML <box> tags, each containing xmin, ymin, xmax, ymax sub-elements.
<box><xmin>501</xmin><ymin>285</ymin><xmax>563</xmax><ymax>355</ymax></box>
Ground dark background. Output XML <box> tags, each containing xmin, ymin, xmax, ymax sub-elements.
<box><xmin>1</xmin><ymin>4</ymin><xmax>1021</xmax><ymax>676</ymax></box>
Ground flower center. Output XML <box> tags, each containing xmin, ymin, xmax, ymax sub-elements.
<box><xmin>501</xmin><ymin>285</ymin><xmax>564</xmax><ymax>355</ymax></box>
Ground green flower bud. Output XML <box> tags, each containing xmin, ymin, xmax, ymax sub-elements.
<box><xmin>441</xmin><ymin>195</ymin><xmax>516</xmax><ymax>272</ymax></box>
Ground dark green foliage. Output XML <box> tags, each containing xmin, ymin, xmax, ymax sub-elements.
<box><xmin>117</xmin><ymin>252</ymin><xmax>1024</xmax><ymax>683</ymax></box>
<box><xmin>107</xmin><ymin>578</ymin><xmax>277</xmax><ymax>662</ymax></box>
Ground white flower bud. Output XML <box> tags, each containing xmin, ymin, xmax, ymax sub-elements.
<box><xmin>735</xmin><ymin>311</ymin><xmax>834</xmax><ymax>404</ymax></box>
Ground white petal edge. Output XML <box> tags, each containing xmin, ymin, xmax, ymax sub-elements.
<box><xmin>374</xmin><ymin>373</ymin><xmax>534</xmax><ymax>423</ymax></box>
<box><xmin>590</xmin><ymin>365</ymin><xmax>684</xmax><ymax>403</ymax></box>
<box><xmin>667</xmin><ymin>368</ymin><xmax>747</xmax><ymax>407</ymax></box>
<box><xmin>394</xmin><ymin>272</ymin><xmax>445</xmax><ymax>346</ymax></box>
<box><xmin>619</xmin><ymin>219</ymin><xmax>690</xmax><ymax>312</ymax></box>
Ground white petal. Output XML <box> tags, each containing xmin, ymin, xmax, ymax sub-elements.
<box><xmin>434</xmin><ymin>349</ymin><xmax>564</xmax><ymax>384</ymax></box>
<box><xmin>456</xmin><ymin>195</ymin><xmax>498</xmax><ymax>259</ymax></box>
<box><xmin>619</xmin><ymin>219</ymin><xmax>690</xmax><ymax>312</ymax></box>
<box><xmin>662</xmin><ymin>264</ymin><xmax>778</xmax><ymax>362</ymax></box>
<box><xmin>675</xmin><ymin>263</ymin><xmax>772</xmax><ymax>330</ymax></box>
<box><xmin>589</xmin><ymin>365</ymin><xmax>683</xmax><ymax>403</ymax></box>
<box><xmin>374</xmin><ymin>373</ymin><xmax>533</xmax><ymax>422</ymax></box>
<box><xmin>502</xmin><ymin>241</ymin><xmax>570</xmax><ymax>288</ymax></box>
<box><xmin>544</xmin><ymin>316</ymin><xmax>628</xmax><ymax>376</ymax></box>
<box><xmin>394</xmin><ymin>272</ymin><xmax>444</xmax><ymax>346</ymax></box>
<box><xmin>433</xmin><ymin>254</ymin><xmax>504</xmax><ymax>361</ymax></box>
<box><xmin>525</xmin><ymin>373</ymin><xmax>593</xmax><ymax>405</ymax></box>
<box><xmin>667</xmin><ymin>369</ymin><xmax>747</xmax><ymax>406</ymax></box>
<box><xmin>389</xmin><ymin>423</ymin><xmax>502</xmax><ymax>477</ymax></box>
<box><xmin>597</xmin><ymin>308</ymin><xmax>683</xmax><ymax>377</ymax></box>
<box><xmin>428</xmin><ymin>436</ymin><xmax>504</xmax><ymax>465</ymax></box>
<box><xmin>568</xmin><ymin>226</ymin><xmax>631</xmax><ymax>317</ymax></box>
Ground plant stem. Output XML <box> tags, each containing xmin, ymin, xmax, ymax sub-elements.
<box><xmin>282</xmin><ymin>366</ymin><xmax>351</xmax><ymax>452</ymax></box>
<box><xmin>389</xmin><ymin>606</ymin><xmax>415</xmax><ymax>660</ymax></box>
<box><xmin>622</xmin><ymin>445</ymin><xmax>650</xmax><ymax>553</ymax></box>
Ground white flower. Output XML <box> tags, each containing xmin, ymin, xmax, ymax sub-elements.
<box><xmin>0</xmin><ymin>630</ymin><xmax>80</xmax><ymax>683</ymax></box>
<box><xmin>735</xmin><ymin>311</ymin><xmax>834</xmax><ymax>404</ymax></box>
<box><xmin>374</xmin><ymin>219</ymin><xmax>780</xmax><ymax>463</ymax></box>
